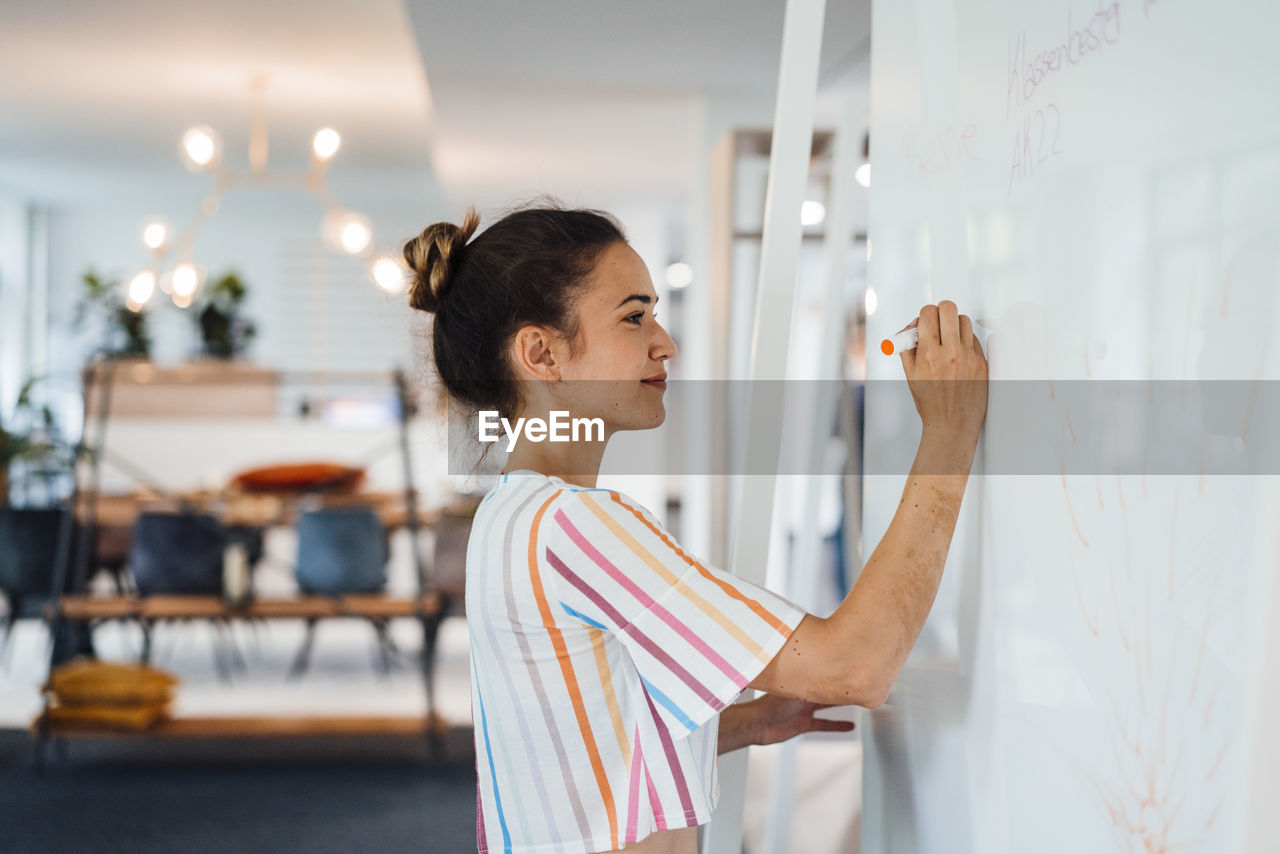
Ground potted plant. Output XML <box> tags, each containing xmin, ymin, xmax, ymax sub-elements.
<box><xmin>194</xmin><ymin>270</ymin><xmax>256</xmax><ymax>359</ymax></box>
<box><xmin>75</xmin><ymin>270</ymin><xmax>152</xmax><ymax>359</ymax></box>
<box><xmin>0</xmin><ymin>378</ymin><xmax>75</xmax><ymax>639</ymax></box>
<box><xmin>0</xmin><ymin>378</ymin><xmax>72</xmax><ymax>509</ymax></box>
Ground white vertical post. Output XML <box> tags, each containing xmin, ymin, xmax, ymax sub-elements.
<box><xmin>760</xmin><ymin>82</ymin><xmax>862</xmax><ymax>854</ymax></box>
<box><xmin>0</xmin><ymin>198</ymin><xmax>32</xmax><ymax>415</ymax></box>
<box><xmin>701</xmin><ymin>0</ymin><xmax>827</xmax><ymax>852</ymax></box>
<box><xmin>28</xmin><ymin>207</ymin><xmax>50</xmax><ymax>381</ymax></box>
<box><xmin>1238</xmin><ymin>391</ymin><xmax>1280</xmax><ymax>853</ymax></box>
<box><xmin>684</xmin><ymin>121</ymin><xmax>738</xmax><ymax>567</ymax></box>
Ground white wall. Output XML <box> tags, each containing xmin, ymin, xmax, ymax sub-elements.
<box><xmin>44</xmin><ymin>189</ymin><xmax>440</xmax><ymax>376</ymax></box>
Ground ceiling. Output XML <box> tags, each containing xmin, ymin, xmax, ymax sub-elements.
<box><xmin>404</xmin><ymin>0</ymin><xmax>871</xmax><ymax>210</ymax></box>
<box><xmin>0</xmin><ymin>0</ymin><xmax>871</xmax><ymax>213</ymax></box>
<box><xmin>0</xmin><ymin>0</ymin><xmax>436</xmax><ymax>208</ymax></box>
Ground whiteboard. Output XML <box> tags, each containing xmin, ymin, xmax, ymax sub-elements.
<box><xmin>862</xmin><ymin>0</ymin><xmax>1280</xmax><ymax>851</ymax></box>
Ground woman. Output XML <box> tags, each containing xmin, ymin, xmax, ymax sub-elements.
<box><xmin>404</xmin><ymin>202</ymin><xmax>987</xmax><ymax>854</ymax></box>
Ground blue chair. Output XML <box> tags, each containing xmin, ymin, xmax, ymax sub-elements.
<box><xmin>290</xmin><ymin>507</ymin><xmax>390</xmax><ymax>677</ymax></box>
<box><xmin>294</xmin><ymin>507</ymin><xmax>388</xmax><ymax>595</ymax></box>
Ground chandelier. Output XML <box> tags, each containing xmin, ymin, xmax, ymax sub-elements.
<box><xmin>125</xmin><ymin>76</ymin><xmax>410</xmax><ymax>312</ymax></box>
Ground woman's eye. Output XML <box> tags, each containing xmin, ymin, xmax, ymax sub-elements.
<box><xmin>625</xmin><ymin>312</ymin><xmax>644</xmax><ymax>325</ymax></box>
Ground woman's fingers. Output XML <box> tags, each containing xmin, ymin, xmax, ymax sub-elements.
<box><xmin>898</xmin><ymin>301</ymin><xmax>989</xmax><ymax>441</ymax></box>
<box><xmin>811</xmin><ymin>719</ymin><xmax>856</xmax><ymax>732</ymax></box>
<box><xmin>918</xmin><ymin>304</ymin><xmax>941</xmax><ymax>351</ymax></box>
<box><xmin>899</xmin><ymin>306</ymin><xmax>985</xmax><ymax>376</ymax></box>
<box><xmin>938</xmin><ymin>300</ymin><xmax>959</xmax><ymax>347</ymax></box>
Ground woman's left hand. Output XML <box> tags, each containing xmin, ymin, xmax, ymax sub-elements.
<box><xmin>746</xmin><ymin>694</ymin><xmax>855</xmax><ymax>747</ymax></box>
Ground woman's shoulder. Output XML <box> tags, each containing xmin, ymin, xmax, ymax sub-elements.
<box><xmin>479</xmin><ymin>471</ymin><xmax>614</xmax><ymax>516</ymax></box>
<box><xmin>488</xmin><ymin>472</ymin><xmax>666</xmax><ymax>538</ymax></box>
<box><xmin>543</xmin><ymin>484</ymin><xmax>671</xmax><ymax>548</ymax></box>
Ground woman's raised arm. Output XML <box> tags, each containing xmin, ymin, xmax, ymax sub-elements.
<box><xmin>748</xmin><ymin>301</ymin><xmax>988</xmax><ymax>707</ymax></box>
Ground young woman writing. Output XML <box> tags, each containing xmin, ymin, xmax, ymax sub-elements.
<box><xmin>403</xmin><ymin>203</ymin><xmax>988</xmax><ymax>854</ymax></box>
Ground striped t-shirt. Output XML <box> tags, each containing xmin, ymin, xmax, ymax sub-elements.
<box><xmin>466</xmin><ymin>469</ymin><xmax>807</xmax><ymax>854</ymax></box>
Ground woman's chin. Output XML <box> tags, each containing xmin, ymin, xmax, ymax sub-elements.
<box><xmin>616</xmin><ymin>405</ymin><xmax>666</xmax><ymax>431</ymax></box>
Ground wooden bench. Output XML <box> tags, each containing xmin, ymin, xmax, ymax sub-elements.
<box><xmin>34</xmin><ymin>712</ymin><xmax>451</xmax><ymax>739</ymax></box>
<box><xmin>37</xmin><ymin>593</ymin><xmax>454</xmax><ymax>754</ymax></box>
<box><xmin>51</xmin><ymin>593</ymin><xmax>445</xmax><ymax>621</ymax></box>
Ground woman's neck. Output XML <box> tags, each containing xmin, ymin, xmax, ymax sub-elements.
<box><xmin>502</xmin><ymin>439</ymin><xmax>608</xmax><ymax>489</ymax></box>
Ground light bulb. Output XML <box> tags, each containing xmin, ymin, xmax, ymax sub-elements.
<box><xmin>664</xmin><ymin>262</ymin><xmax>693</xmax><ymax>289</ymax></box>
<box><xmin>126</xmin><ymin>271</ymin><xmax>156</xmax><ymax>311</ymax></box>
<box><xmin>172</xmin><ymin>262</ymin><xmax>202</xmax><ymax>298</ymax></box>
<box><xmin>342</xmin><ymin>221</ymin><xmax>371</xmax><ymax>254</ymax></box>
<box><xmin>181</xmin><ymin>126</ymin><xmax>221</xmax><ymax>171</ymax></box>
<box><xmin>371</xmin><ymin>256</ymin><xmax>408</xmax><ymax>293</ymax></box>
<box><xmin>801</xmin><ymin>200</ymin><xmax>826</xmax><ymax>226</ymax></box>
<box><xmin>855</xmin><ymin>163</ymin><xmax>871</xmax><ymax>188</ymax></box>
<box><xmin>312</xmin><ymin>128</ymin><xmax>341</xmax><ymax>161</ymax></box>
<box><xmin>142</xmin><ymin>219</ymin><xmax>169</xmax><ymax>251</ymax></box>
<box><xmin>864</xmin><ymin>286</ymin><xmax>878</xmax><ymax>317</ymax></box>
<box><xmin>323</xmin><ymin>210</ymin><xmax>373</xmax><ymax>255</ymax></box>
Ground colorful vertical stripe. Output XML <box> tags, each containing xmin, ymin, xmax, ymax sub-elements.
<box><xmin>467</xmin><ymin>470</ymin><xmax>808</xmax><ymax>853</ymax></box>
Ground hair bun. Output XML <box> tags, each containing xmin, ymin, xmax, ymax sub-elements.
<box><xmin>404</xmin><ymin>205</ymin><xmax>481</xmax><ymax>313</ymax></box>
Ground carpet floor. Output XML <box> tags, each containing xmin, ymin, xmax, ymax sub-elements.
<box><xmin>0</xmin><ymin>726</ymin><xmax>478</xmax><ymax>853</ymax></box>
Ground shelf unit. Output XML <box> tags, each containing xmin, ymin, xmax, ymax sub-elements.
<box><xmin>32</xmin><ymin>358</ymin><xmax>457</xmax><ymax>769</ymax></box>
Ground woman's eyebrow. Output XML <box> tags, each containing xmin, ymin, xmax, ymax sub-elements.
<box><xmin>615</xmin><ymin>294</ymin><xmax>658</xmax><ymax>309</ymax></box>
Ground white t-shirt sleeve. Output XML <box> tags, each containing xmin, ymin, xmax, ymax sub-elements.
<box><xmin>541</xmin><ymin>487</ymin><xmax>808</xmax><ymax>739</ymax></box>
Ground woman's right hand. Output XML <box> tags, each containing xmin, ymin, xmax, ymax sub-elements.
<box><xmin>897</xmin><ymin>301</ymin><xmax>988</xmax><ymax>448</ymax></box>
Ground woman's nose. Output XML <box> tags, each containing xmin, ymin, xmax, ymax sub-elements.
<box><xmin>655</xmin><ymin>322</ymin><xmax>678</xmax><ymax>360</ymax></box>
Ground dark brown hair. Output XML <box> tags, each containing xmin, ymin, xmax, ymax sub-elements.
<box><xmin>403</xmin><ymin>200</ymin><xmax>626</xmax><ymax>421</ymax></box>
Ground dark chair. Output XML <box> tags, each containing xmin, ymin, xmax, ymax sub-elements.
<box><xmin>289</xmin><ymin>507</ymin><xmax>390</xmax><ymax>677</ymax></box>
<box><xmin>428</xmin><ymin>511</ymin><xmax>472</xmax><ymax>619</ymax></box>
<box><xmin>406</xmin><ymin>507</ymin><xmax>474</xmax><ymax>730</ymax></box>
<box><xmin>0</xmin><ymin>508</ymin><xmax>68</xmax><ymax>666</ymax></box>
<box><xmin>129</xmin><ymin>511</ymin><xmax>241</xmax><ymax>679</ymax></box>
<box><xmin>129</xmin><ymin>511</ymin><xmax>227</xmax><ymax>596</ymax></box>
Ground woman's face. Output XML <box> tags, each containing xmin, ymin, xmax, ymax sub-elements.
<box><xmin>549</xmin><ymin>241</ymin><xmax>678</xmax><ymax>433</ymax></box>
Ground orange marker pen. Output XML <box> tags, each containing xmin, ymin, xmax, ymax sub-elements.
<box><xmin>880</xmin><ymin>328</ymin><xmax>918</xmax><ymax>356</ymax></box>
<box><xmin>881</xmin><ymin>321</ymin><xmax>989</xmax><ymax>355</ymax></box>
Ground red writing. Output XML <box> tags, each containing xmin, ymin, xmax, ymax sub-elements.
<box><xmin>1007</xmin><ymin>3</ymin><xmax>1121</xmax><ymax>117</ymax></box>
<box><xmin>901</xmin><ymin>124</ymin><xmax>980</xmax><ymax>175</ymax></box>
<box><xmin>1009</xmin><ymin>104</ymin><xmax>1064</xmax><ymax>195</ymax></box>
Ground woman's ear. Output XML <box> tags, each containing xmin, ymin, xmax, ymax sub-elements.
<box><xmin>509</xmin><ymin>325</ymin><xmax>562</xmax><ymax>382</ymax></box>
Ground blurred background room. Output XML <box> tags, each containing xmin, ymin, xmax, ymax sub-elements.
<box><xmin>0</xmin><ymin>1</ymin><xmax>873</xmax><ymax>851</ymax></box>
